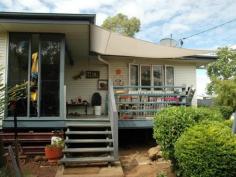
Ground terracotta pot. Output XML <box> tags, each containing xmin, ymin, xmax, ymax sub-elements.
<box><xmin>44</xmin><ymin>146</ymin><xmax>62</xmax><ymax>161</ymax></box>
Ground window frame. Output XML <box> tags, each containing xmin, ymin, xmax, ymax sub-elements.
<box><xmin>128</xmin><ymin>64</ymin><xmax>175</xmax><ymax>90</ymax></box>
<box><xmin>140</xmin><ymin>64</ymin><xmax>152</xmax><ymax>90</ymax></box>
<box><xmin>152</xmin><ymin>65</ymin><xmax>165</xmax><ymax>90</ymax></box>
<box><xmin>6</xmin><ymin>32</ymin><xmax>65</xmax><ymax>119</ymax></box>
<box><xmin>165</xmin><ymin>65</ymin><xmax>175</xmax><ymax>86</ymax></box>
<box><xmin>129</xmin><ymin>63</ymin><xmax>140</xmax><ymax>89</ymax></box>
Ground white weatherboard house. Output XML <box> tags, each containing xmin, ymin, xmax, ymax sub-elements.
<box><xmin>0</xmin><ymin>12</ymin><xmax>216</xmax><ymax>164</ymax></box>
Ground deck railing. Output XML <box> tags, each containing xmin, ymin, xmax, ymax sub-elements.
<box><xmin>108</xmin><ymin>80</ymin><xmax>119</xmax><ymax>160</ymax></box>
<box><xmin>113</xmin><ymin>85</ymin><xmax>192</xmax><ymax>120</ymax></box>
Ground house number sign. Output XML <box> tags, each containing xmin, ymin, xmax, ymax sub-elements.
<box><xmin>86</xmin><ymin>71</ymin><xmax>100</xmax><ymax>78</ymax></box>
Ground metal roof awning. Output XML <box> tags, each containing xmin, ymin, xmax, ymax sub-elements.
<box><xmin>90</xmin><ymin>25</ymin><xmax>211</xmax><ymax>59</ymax></box>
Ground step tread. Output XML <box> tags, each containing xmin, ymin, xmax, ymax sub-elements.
<box><xmin>60</xmin><ymin>156</ymin><xmax>115</xmax><ymax>163</ymax></box>
<box><xmin>65</xmin><ymin>139</ymin><xmax>113</xmax><ymax>143</ymax></box>
<box><xmin>5</xmin><ymin>146</ymin><xmax>45</xmax><ymax>149</ymax></box>
<box><xmin>66</xmin><ymin>118</ymin><xmax>109</xmax><ymax>121</ymax></box>
<box><xmin>66</xmin><ymin>123</ymin><xmax>111</xmax><ymax>127</ymax></box>
<box><xmin>63</xmin><ymin>147</ymin><xmax>114</xmax><ymax>153</ymax></box>
<box><xmin>2</xmin><ymin>138</ymin><xmax>50</xmax><ymax>142</ymax></box>
<box><xmin>66</xmin><ymin>131</ymin><xmax>112</xmax><ymax>135</ymax></box>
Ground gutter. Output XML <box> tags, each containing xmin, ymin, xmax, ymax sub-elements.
<box><xmin>98</xmin><ymin>55</ymin><xmax>110</xmax><ymax>79</ymax></box>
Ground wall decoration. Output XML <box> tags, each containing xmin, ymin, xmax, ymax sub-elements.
<box><xmin>116</xmin><ymin>69</ymin><xmax>122</xmax><ymax>75</ymax></box>
<box><xmin>98</xmin><ymin>79</ymin><xmax>108</xmax><ymax>90</ymax></box>
<box><xmin>114</xmin><ymin>79</ymin><xmax>124</xmax><ymax>86</ymax></box>
<box><xmin>86</xmin><ymin>71</ymin><xmax>100</xmax><ymax>78</ymax></box>
<box><xmin>72</xmin><ymin>70</ymin><xmax>85</xmax><ymax>80</ymax></box>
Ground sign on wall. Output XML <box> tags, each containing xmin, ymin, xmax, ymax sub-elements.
<box><xmin>85</xmin><ymin>71</ymin><xmax>100</xmax><ymax>79</ymax></box>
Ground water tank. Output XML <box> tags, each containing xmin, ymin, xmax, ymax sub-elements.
<box><xmin>160</xmin><ymin>38</ymin><xmax>178</xmax><ymax>47</ymax></box>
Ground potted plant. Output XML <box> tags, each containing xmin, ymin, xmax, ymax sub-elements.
<box><xmin>45</xmin><ymin>137</ymin><xmax>64</xmax><ymax>162</ymax></box>
<box><xmin>91</xmin><ymin>92</ymin><xmax>102</xmax><ymax>116</ymax></box>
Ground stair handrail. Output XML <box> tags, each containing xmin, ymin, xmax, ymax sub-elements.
<box><xmin>108</xmin><ymin>80</ymin><xmax>119</xmax><ymax>160</ymax></box>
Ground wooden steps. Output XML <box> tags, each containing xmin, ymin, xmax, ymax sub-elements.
<box><xmin>61</xmin><ymin>117</ymin><xmax>115</xmax><ymax>165</ymax></box>
<box><xmin>63</xmin><ymin>147</ymin><xmax>114</xmax><ymax>153</ymax></box>
<box><xmin>66</xmin><ymin>118</ymin><xmax>110</xmax><ymax>121</ymax></box>
<box><xmin>65</xmin><ymin>139</ymin><xmax>113</xmax><ymax>143</ymax></box>
<box><xmin>65</xmin><ymin>130</ymin><xmax>112</xmax><ymax>135</ymax></box>
<box><xmin>66</xmin><ymin>122</ymin><xmax>111</xmax><ymax>127</ymax></box>
<box><xmin>61</xmin><ymin>156</ymin><xmax>115</xmax><ymax>163</ymax></box>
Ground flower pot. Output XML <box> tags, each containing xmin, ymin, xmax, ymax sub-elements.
<box><xmin>44</xmin><ymin>146</ymin><xmax>62</xmax><ymax>162</ymax></box>
<box><xmin>94</xmin><ymin>106</ymin><xmax>102</xmax><ymax>116</ymax></box>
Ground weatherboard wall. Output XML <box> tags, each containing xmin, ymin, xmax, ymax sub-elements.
<box><xmin>105</xmin><ymin>56</ymin><xmax>197</xmax><ymax>106</ymax></box>
<box><xmin>0</xmin><ymin>32</ymin><xmax>7</xmax><ymax>128</ymax></box>
<box><xmin>64</xmin><ymin>56</ymin><xmax>108</xmax><ymax>115</ymax></box>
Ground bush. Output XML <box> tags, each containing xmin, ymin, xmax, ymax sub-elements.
<box><xmin>214</xmin><ymin>106</ymin><xmax>234</xmax><ymax>119</ymax></box>
<box><xmin>223</xmin><ymin>119</ymin><xmax>233</xmax><ymax>128</ymax></box>
<box><xmin>153</xmin><ymin>107</ymin><xmax>224</xmax><ymax>161</ymax></box>
<box><xmin>175</xmin><ymin>121</ymin><xmax>236</xmax><ymax>177</ymax></box>
<box><xmin>213</xmin><ymin>78</ymin><xmax>236</xmax><ymax>111</ymax></box>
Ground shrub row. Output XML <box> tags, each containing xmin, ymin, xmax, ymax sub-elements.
<box><xmin>153</xmin><ymin>106</ymin><xmax>224</xmax><ymax>160</ymax></box>
<box><xmin>175</xmin><ymin>121</ymin><xmax>236</xmax><ymax>177</ymax></box>
<box><xmin>153</xmin><ymin>106</ymin><xmax>236</xmax><ymax>177</ymax></box>
<box><xmin>213</xmin><ymin>106</ymin><xmax>234</xmax><ymax>120</ymax></box>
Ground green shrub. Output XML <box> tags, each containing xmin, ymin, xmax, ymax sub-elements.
<box><xmin>156</xmin><ymin>172</ymin><xmax>167</xmax><ymax>177</ymax></box>
<box><xmin>223</xmin><ymin>119</ymin><xmax>233</xmax><ymax>128</ymax></box>
<box><xmin>175</xmin><ymin>121</ymin><xmax>236</xmax><ymax>177</ymax></box>
<box><xmin>214</xmin><ymin>106</ymin><xmax>234</xmax><ymax>119</ymax></box>
<box><xmin>153</xmin><ymin>107</ymin><xmax>224</xmax><ymax>161</ymax></box>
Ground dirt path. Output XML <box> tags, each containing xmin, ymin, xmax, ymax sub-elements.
<box><xmin>18</xmin><ymin>145</ymin><xmax>175</xmax><ymax>177</ymax></box>
<box><xmin>120</xmin><ymin>146</ymin><xmax>176</xmax><ymax>177</ymax></box>
<box><xmin>20</xmin><ymin>158</ymin><xmax>58</xmax><ymax>177</ymax></box>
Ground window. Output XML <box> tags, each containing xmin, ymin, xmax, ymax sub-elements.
<box><xmin>140</xmin><ymin>65</ymin><xmax>151</xmax><ymax>90</ymax></box>
<box><xmin>8</xmin><ymin>34</ymin><xmax>30</xmax><ymax>116</ymax></box>
<box><xmin>165</xmin><ymin>66</ymin><xmax>174</xmax><ymax>86</ymax></box>
<box><xmin>130</xmin><ymin>64</ymin><xmax>139</xmax><ymax>89</ymax></box>
<box><xmin>40</xmin><ymin>36</ymin><xmax>61</xmax><ymax>116</ymax></box>
<box><xmin>153</xmin><ymin>65</ymin><xmax>164</xmax><ymax>90</ymax></box>
<box><xmin>129</xmin><ymin>64</ymin><xmax>174</xmax><ymax>89</ymax></box>
<box><xmin>7</xmin><ymin>33</ymin><xmax>64</xmax><ymax>117</ymax></box>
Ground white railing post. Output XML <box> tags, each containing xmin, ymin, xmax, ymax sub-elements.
<box><xmin>108</xmin><ymin>80</ymin><xmax>119</xmax><ymax>160</ymax></box>
<box><xmin>232</xmin><ymin>112</ymin><xmax>236</xmax><ymax>134</ymax></box>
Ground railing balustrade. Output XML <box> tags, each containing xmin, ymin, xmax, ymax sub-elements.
<box><xmin>108</xmin><ymin>80</ymin><xmax>119</xmax><ymax>160</ymax></box>
<box><xmin>113</xmin><ymin>85</ymin><xmax>191</xmax><ymax>119</ymax></box>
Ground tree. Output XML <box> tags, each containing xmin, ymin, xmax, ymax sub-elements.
<box><xmin>207</xmin><ymin>47</ymin><xmax>236</xmax><ymax>93</ymax></box>
<box><xmin>102</xmin><ymin>13</ymin><xmax>140</xmax><ymax>37</ymax></box>
<box><xmin>207</xmin><ymin>47</ymin><xmax>236</xmax><ymax>111</ymax></box>
<box><xmin>213</xmin><ymin>78</ymin><xmax>236</xmax><ymax>111</ymax></box>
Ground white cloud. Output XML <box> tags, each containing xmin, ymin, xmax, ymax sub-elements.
<box><xmin>1</xmin><ymin>0</ymin><xmax>235</xmax><ymax>95</ymax></box>
<box><xmin>96</xmin><ymin>12</ymin><xmax>109</xmax><ymax>25</ymax></box>
<box><xmin>0</xmin><ymin>0</ymin><xmax>236</xmax><ymax>50</ymax></box>
<box><xmin>230</xmin><ymin>45</ymin><xmax>236</xmax><ymax>49</ymax></box>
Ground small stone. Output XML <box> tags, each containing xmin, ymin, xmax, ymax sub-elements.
<box><xmin>42</xmin><ymin>156</ymin><xmax>48</xmax><ymax>161</ymax></box>
<box><xmin>34</xmin><ymin>155</ymin><xmax>43</xmax><ymax>162</ymax></box>
<box><xmin>148</xmin><ymin>145</ymin><xmax>162</xmax><ymax>160</ymax></box>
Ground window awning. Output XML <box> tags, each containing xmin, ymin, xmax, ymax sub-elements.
<box><xmin>90</xmin><ymin>25</ymin><xmax>211</xmax><ymax>59</ymax></box>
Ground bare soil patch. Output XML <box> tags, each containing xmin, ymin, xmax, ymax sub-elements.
<box><xmin>19</xmin><ymin>157</ymin><xmax>58</xmax><ymax>177</ymax></box>
<box><xmin>120</xmin><ymin>146</ymin><xmax>176</xmax><ymax>177</ymax></box>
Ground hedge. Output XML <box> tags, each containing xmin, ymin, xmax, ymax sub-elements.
<box><xmin>175</xmin><ymin>121</ymin><xmax>236</xmax><ymax>177</ymax></box>
<box><xmin>153</xmin><ymin>106</ymin><xmax>224</xmax><ymax>161</ymax></box>
<box><xmin>214</xmin><ymin>106</ymin><xmax>234</xmax><ymax>120</ymax></box>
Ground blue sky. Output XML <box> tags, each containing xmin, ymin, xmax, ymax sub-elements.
<box><xmin>0</xmin><ymin>0</ymin><xmax>235</xmax><ymax>95</ymax></box>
